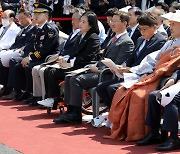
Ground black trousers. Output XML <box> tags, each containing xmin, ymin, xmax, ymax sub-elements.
<box><xmin>96</xmin><ymin>77</ymin><xmax>121</xmax><ymax>108</ymax></box>
<box><xmin>44</xmin><ymin>67</ymin><xmax>76</xmax><ymax>98</ymax></box>
<box><xmin>0</xmin><ymin>61</ymin><xmax>9</xmax><ymax>87</ymax></box>
<box><xmin>64</xmin><ymin>73</ymin><xmax>99</xmax><ymax>107</ymax></box>
<box><xmin>146</xmin><ymin>91</ymin><xmax>180</xmax><ymax>134</ymax></box>
<box><xmin>7</xmin><ymin>57</ymin><xmax>42</xmax><ymax>92</ymax></box>
<box><xmin>7</xmin><ymin>57</ymin><xmax>24</xmax><ymax>89</ymax></box>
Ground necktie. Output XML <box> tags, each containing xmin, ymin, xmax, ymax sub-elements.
<box><xmin>128</xmin><ymin>28</ymin><xmax>132</xmax><ymax>37</ymax></box>
<box><xmin>111</xmin><ymin>36</ymin><xmax>117</xmax><ymax>44</ymax></box>
<box><xmin>136</xmin><ymin>40</ymin><xmax>147</xmax><ymax>57</ymax></box>
<box><xmin>0</xmin><ymin>27</ymin><xmax>7</xmax><ymax>40</ymax></box>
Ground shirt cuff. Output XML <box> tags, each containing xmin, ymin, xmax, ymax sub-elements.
<box><xmin>70</xmin><ymin>57</ymin><xmax>76</xmax><ymax>67</ymax></box>
<box><xmin>63</xmin><ymin>55</ymin><xmax>70</xmax><ymax>61</ymax></box>
<box><xmin>28</xmin><ymin>56</ymin><xmax>32</xmax><ymax>61</ymax></box>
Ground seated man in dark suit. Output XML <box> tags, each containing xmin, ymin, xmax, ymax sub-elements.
<box><xmin>96</xmin><ymin>12</ymin><xmax>166</xmax><ymax>108</ymax></box>
<box><xmin>136</xmin><ymin>69</ymin><xmax>180</xmax><ymax>151</ymax></box>
<box><xmin>127</xmin><ymin>6</ymin><xmax>142</xmax><ymax>45</ymax></box>
<box><xmin>0</xmin><ymin>9</ymin><xmax>33</xmax><ymax>98</ymax></box>
<box><xmin>53</xmin><ymin>10</ymin><xmax>134</xmax><ymax>124</ymax></box>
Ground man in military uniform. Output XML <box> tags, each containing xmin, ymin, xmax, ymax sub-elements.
<box><xmin>5</xmin><ymin>3</ymin><xmax>59</xmax><ymax>101</ymax></box>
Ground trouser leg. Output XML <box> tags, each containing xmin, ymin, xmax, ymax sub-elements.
<box><xmin>69</xmin><ymin>73</ymin><xmax>99</xmax><ymax>107</ymax></box>
<box><xmin>107</xmin><ymin>82</ymin><xmax>121</xmax><ymax>107</ymax></box>
<box><xmin>32</xmin><ymin>65</ymin><xmax>42</xmax><ymax>97</ymax></box>
<box><xmin>145</xmin><ymin>91</ymin><xmax>161</xmax><ymax>134</ymax></box>
<box><xmin>96</xmin><ymin>78</ymin><xmax>118</xmax><ymax>108</ymax></box>
<box><xmin>0</xmin><ymin>61</ymin><xmax>9</xmax><ymax>86</ymax></box>
<box><xmin>162</xmin><ymin>101</ymin><xmax>179</xmax><ymax>134</ymax></box>
<box><xmin>25</xmin><ymin>66</ymin><xmax>33</xmax><ymax>93</ymax></box>
<box><xmin>64</xmin><ymin>75</ymin><xmax>73</xmax><ymax>105</ymax></box>
<box><xmin>39</xmin><ymin>67</ymin><xmax>47</xmax><ymax>99</ymax></box>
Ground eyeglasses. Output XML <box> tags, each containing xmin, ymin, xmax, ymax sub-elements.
<box><xmin>138</xmin><ymin>26</ymin><xmax>152</xmax><ymax>32</ymax></box>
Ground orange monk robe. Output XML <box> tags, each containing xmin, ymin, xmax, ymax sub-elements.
<box><xmin>105</xmin><ymin>47</ymin><xmax>180</xmax><ymax>141</ymax></box>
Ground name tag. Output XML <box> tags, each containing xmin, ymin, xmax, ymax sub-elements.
<box><xmin>40</xmin><ymin>35</ymin><xmax>45</xmax><ymax>40</ymax></box>
<box><xmin>22</xmin><ymin>34</ymin><xmax>26</xmax><ymax>36</ymax></box>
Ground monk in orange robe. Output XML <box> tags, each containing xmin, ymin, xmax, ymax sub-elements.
<box><xmin>105</xmin><ymin>47</ymin><xmax>180</xmax><ymax>141</ymax></box>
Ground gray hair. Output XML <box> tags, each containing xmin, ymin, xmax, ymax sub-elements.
<box><xmin>72</xmin><ymin>8</ymin><xmax>85</xmax><ymax>19</ymax></box>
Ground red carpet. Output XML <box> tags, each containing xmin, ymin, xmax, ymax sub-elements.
<box><xmin>0</xmin><ymin>99</ymin><xmax>179</xmax><ymax>154</ymax></box>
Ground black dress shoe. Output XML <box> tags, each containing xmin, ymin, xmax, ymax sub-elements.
<box><xmin>156</xmin><ymin>138</ymin><xmax>180</xmax><ymax>151</ymax></box>
<box><xmin>28</xmin><ymin>96</ymin><xmax>41</xmax><ymax>106</ymax></box>
<box><xmin>16</xmin><ymin>92</ymin><xmax>30</xmax><ymax>101</ymax></box>
<box><xmin>1</xmin><ymin>90</ymin><xmax>17</xmax><ymax>100</ymax></box>
<box><xmin>62</xmin><ymin>113</ymin><xmax>82</xmax><ymax>124</ymax></box>
<box><xmin>12</xmin><ymin>90</ymin><xmax>22</xmax><ymax>101</ymax></box>
<box><xmin>0</xmin><ymin>87</ymin><xmax>12</xmax><ymax>97</ymax></box>
<box><xmin>53</xmin><ymin>116</ymin><xmax>70</xmax><ymax>124</ymax></box>
<box><xmin>136</xmin><ymin>133</ymin><xmax>162</xmax><ymax>146</ymax></box>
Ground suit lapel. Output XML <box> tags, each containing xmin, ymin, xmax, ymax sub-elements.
<box><xmin>76</xmin><ymin>33</ymin><xmax>89</xmax><ymax>52</ymax></box>
<box><xmin>64</xmin><ymin>32</ymin><xmax>79</xmax><ymax>47</ymax></box>
<box><xmin>104</xmin><ymin>33</ymin><xmax>126</xmax><ymax>57</ymax></box>
<box><xmin>136</xmin><ymin>34</ymin><xmax>157</xmax><ymax>58</ymax></box>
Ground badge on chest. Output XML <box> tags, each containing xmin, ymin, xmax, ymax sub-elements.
<box><xmin>40</xmin><ymin>35</ymin><xmax>45</xmax><ymax>40</ymax></box>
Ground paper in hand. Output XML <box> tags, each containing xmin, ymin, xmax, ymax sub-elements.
<box><xmin>101</xmin><ymin>58</ymin><xmax>123</xmax><ymax>78</ymax></box>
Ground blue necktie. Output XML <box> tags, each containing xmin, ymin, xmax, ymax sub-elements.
<box><xmin>136</xmin><ymin>40</ymin><xmax>147</xmax><ymax>57</ymax></box>
<box><xmin>128</xmin><ymin>28</ymin><xmax>132</xmax><ymax>37</ymax></box>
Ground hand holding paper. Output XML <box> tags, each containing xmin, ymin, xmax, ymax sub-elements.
<box><xmin>101</xmin><ymin>58</ymin><xmax>123</xmax><ymax>78</ymax></box>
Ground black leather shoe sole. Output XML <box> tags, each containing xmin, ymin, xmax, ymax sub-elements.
<box><xmin>53</xmin><ymin>117</ymin><xmax>70</xmax><ymax>124</ymax></box>
<box><xmin>62</xmin><ymin>116</ymin><xmax>82</xmax><ymax>124</ymax></box>
<box><xmin>136</xmin><ymin>133</ymin><xmax>162</xmax><ymax>146</ymax></box>
<box><xmin>156</xmin><ymin>138</ymin><xmax>180</xmax><ymax>151</ymax></box>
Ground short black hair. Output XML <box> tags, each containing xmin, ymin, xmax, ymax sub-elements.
<box><xmin>138</xmin><ymin>12</ymin><xmax>158</xmax><ymax>27</ymax></box>
<box><xmin>128</xmin><ymin>7</ymin><xmax>143</xmax><ymax>16</ymax></box>
<box><xmin>114</xmin><ymin>10</ymin><xmax>130</xmax><ymax>26</ymax></box>
<box><xmin>155</xmin><ymin>2</ymin><xmax>169</xmax><ymax>13</ymax></box>
<box><xmin>81</xmin><ymin>11</ymin><xmax>99</xmax><ymax>35</ymax></box>
<box><xmin>18</xmin><ymin>9</ymin><xmax>31</xmax><ymax>17</ymax></box>
<box><xmin>105</xmin><ymin>8</ymin><xmax>118</xmax><ymax>17</ymax></box>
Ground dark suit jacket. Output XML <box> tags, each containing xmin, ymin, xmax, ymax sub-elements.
<box><xmin>98</xmin><ymin>33</ymin><xmax>134</xmax><ymax>69</ymax></box>
<box><xmin>60</xmin><ymin>32</ymin><xmax>80</xmax><ymax>56</ymax></box>
<box><xmin>69</xmin><ymin>30</ymin><xmax>100</xmax><ymax>68</ymax></box>
<box><xmin>177</xmin><ymin>69</ymin><xmax>180</xmax><ymax>81</ymax></box>
<box><xmin>101</xmin><ymin>28</ymin><xmax>115</xmax><ymax>49</ymax></box>
<box><xmin>9</xmin><ymin>24</ymin><xmax>33</xmax><ymax>50</ymax></box>
<box><xmin>130</xmin><ymin>27</ymin><xmax>141</xmax><ymax>46</ymax></box>
<box><xmin>126</xmin><ymin>33</ymin><xmax>166</xmax><ymax>67</ymax></box>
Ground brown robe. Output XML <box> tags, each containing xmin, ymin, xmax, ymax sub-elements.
<box><xmin>105</xmin><ymin>47</ymin><xmax>180</xmax><ymax>141</ymax></box>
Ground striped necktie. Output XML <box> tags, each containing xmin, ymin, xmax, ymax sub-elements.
<box><xmin>0</xmin><ymin>27</ymin><xmax>8</xmax><ymax>40</ymax></box>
